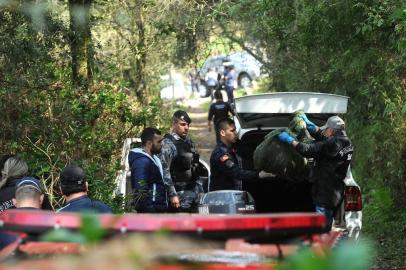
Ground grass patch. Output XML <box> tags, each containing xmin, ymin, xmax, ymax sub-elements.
<box><xmin>361</xmin><ymin>188</ymin><xmax>406</xmax><ymax>269</ymax></box>
<box><xmin>364</xmin><ymin>212</ymin><xmax>406</xmax><ymax>269</ymax></box>
<box><xmin>200</xmin><ymin>100</ymin><xmax>211</xmax><ymax>111</ymax></box>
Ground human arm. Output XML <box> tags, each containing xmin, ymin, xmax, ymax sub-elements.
<box><xmin>278</xmin><ymin>132</ymin><xmax>325</xmax><ymax>158</ymax></box>
<box><xmin>298</xmin><ymin>112</ymin><xmax>319</xmax><ymax>134</ymax></box>
<box><xmin>208</xmin><ymin>120</ymin><xmax>212</xmax><ymax>132</ymax></box>
<box><xmin>226</xmin><ymin>102</ymin><xmax>235</xmax><ymax>117</ymax></box>
<box><xmin>169</xmin><ymin>196</ymin><xmax>180</xmax><ymax>208</ymax></box>
<box><xmin>157</xmin><ymin>139</ymin><xmax>179</xmax><ymax>206</ymax></box>
<box><xmin>258</xmin><ymin>171</ymin><xmax>276</xmax><ymax>178</ymax></box>
<box><xmin>129</xmin><ymin>153</ymin><xmax>150</xmax><ymax>191</ymax></box>
<box><xmin>215</xmin><ymin>152</ymin><xmax>259</xmax><ymax>180</ymax></box>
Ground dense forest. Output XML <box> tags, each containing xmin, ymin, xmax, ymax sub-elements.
<box><xmin>0</xmin><ymin>1</ymin><xmax>405</xmax><ymax>268</ymax></box>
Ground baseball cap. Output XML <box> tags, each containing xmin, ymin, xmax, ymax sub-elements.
<box><xmin>173</xmin><ymin>110</ymin><xmax>191</xmax><ymax>124</ymax></box>
<box><xmin>16</xmin><ymin>176</ymin><xmax>43</xmax><ymax>193</ymax></box>
<box><xmin>60</xmin><ymin>165</ymin><xmax>86</xmax><ymax>187</ymax></box>
<box><xmin>320</xmin><ymin>116</ymin><xmax>345</xmax><ymax>131</ymax></box>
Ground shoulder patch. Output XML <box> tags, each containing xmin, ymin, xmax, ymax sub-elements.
<box><xmin>220</xmin><ymin>154</ymin><xmax>229</xmax><ymax>162</ymax></box>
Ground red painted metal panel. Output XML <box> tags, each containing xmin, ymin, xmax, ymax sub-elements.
<box><xmin>18</xmin><ymin>242</ymin><xmax>82</xmax><ymax>255</ymax></box>
<box><xmin>156</xmin><ymin>264</ymin><xmax>276</xmax><ymax>270</ymax></box>
<box><xmin>0</xmin><ymin>210</ymin><xmax>326</xmax><ymax>233</ymax></box>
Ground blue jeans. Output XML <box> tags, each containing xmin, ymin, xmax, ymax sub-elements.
<box><xmin>316</xmin><ymin>206</ymin><xmax>334</xmax><ymax>229</ymax></box>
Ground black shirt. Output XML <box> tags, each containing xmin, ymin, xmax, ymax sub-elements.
<box><xmin>210</xmin><ymin>141</ymin><xmax>258</xmax><ymax>191</ymax></box>
<box><xmin>296</xmin><ymin>131</ymin><xmax>353</xmax><ymax>209</ymax></box>
<box><xmin>208</xmin><ymin>101</ymin><xmax>233</xmax><ymax>125</ymax></box>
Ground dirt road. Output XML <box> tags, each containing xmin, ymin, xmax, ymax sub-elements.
<box><xmin>182</xmin><ymin>96</ymin><xmax>216</xmax><ymax>164</ymax></box>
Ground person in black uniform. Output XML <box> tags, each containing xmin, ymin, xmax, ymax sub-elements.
<box><xmin>158</xmin><ymin>110</ymin><xmax>202</xmax><ymax>212</ymax></box>
<box><xmin>210</xmin><ymin>118</ymin><xmax>274</xmax><ymax>191</ymax></box>
<box><xmin>278</xmin><ymin>114</ymin><xmax>353</xmax><ymax>229</ymax></box>
<box><xmin>207</xmin><ymin>90</ymin><xmax>234</xmax><ymax>133</ymax></box>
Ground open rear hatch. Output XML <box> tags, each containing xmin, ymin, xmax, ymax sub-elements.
<box><xmin>234</xmin><ymin>92</ymin><xmax>348</xmax><ymax>130</ymax></box>
<box><xmin>233</xmin><ymin>92</ymin><xmax>349</xmax><ymax>213</ymax></box>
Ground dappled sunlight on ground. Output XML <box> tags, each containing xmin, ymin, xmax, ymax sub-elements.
<box><xmin>181</xmin><ymin>96</ymin><xmax>216</xmax><ymax>163</ymax></box>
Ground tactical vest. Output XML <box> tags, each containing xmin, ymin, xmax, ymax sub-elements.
<box><xmin>165</xmin><ymin>134</ymin><xmax>199</xmax><ymax>187</ymax></box>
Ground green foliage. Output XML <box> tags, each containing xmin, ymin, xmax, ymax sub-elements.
<box><xmin>212</xmin><ymin>2</ymin><xmax>405</xmax><ymax>268</ymax></box>
<box><xmin>80</xmin><ymin>214</ymin><xmax>106</xmax><ymax>243</ymax></box>
<box><xmin>41</xmin><ymin>228</ymin><xmax>87</xmax><ymax>244</ymax></box>
<box><xmin>278</xmin><ymin>240</ymin><xmax>375</xmax><ymax>270</ymax></box>
<box><xmin>41</xmin><ymin>214</ymin><xmax>106</xmax><ymax>244</ymax></box>
<box><xmin>217</xmin><ymin>0</ymin><xmax>406</xmax><ymax>205</ymax></box>
<box><xmin>0</xmin><ymin>3</ymin><xmax>171</xmax><ymax>212</ymax></box>
<box><xmin>1</xmin><ymin>1</ymin><xmax>405</xmax><ymax>267</ymax></box>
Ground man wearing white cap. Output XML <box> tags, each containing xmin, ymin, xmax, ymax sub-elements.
<box><xmin>278</xmin><ymin>114</ymin><xmax>354</xmax><ymax>230</ymax></box>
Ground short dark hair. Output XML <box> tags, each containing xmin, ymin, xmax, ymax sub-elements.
<box><xmin>172</xmin><ymin>110</ymin><xmax>191</xmax><ymax>124</ymax></box>
<box><xmin>60</xmin><ymin>165</ymin><xmax>86</xmax><ymax>196</ymax></box>
<box><xmin>213</xmin><ymin>90</ymin><xmax>222</xmax><ymax>100</ymax></box>
<box><xmin>215</xmin><ymin>118</ymin><xmax>235</xmax><ymax>137</ymax></box>
<box><xmin>141</xmin><ymin>127</ymin><xmax>161</xmax><ymax>146</ymax></box>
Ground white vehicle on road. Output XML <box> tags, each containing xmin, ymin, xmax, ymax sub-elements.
<box><xmin>232</xmin><ymin>92</ymin><xmax>362</xmax><ymax>239</ymax></box>
<box><xmin>160</xmin><ymin>73</ymin><xmax>187</xmax><ymax>100</ymax></box>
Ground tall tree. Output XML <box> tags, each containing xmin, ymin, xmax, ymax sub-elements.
<box><xmin>69</xmin><ymin>0</ymin><xmax>93</xmax><ymax>89</ymax></box>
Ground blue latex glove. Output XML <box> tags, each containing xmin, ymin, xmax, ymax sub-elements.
<box><xmin>299</xmin><ymin>113</ymin><xmax>317</xmax><ymax>133</ymax></box>
<box><xmin>278</xmin><ymin>132</ymin><xmax>295</xmax><ymax>145</ymax></box>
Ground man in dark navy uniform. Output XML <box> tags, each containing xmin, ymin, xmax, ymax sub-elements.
<box><xmin>207</xmin><ymin>90</ymin><xmax>234</xmax><ymax>133</ymax></box>
<box><xmin>57</xmin><ymin>165</ymin><xmax>112</xmax><ymax>213</ymax></box>
<box><xmin>210</xmin><ymin>118</ymin><xmax>274</xmax><ymax>191</ymax></box>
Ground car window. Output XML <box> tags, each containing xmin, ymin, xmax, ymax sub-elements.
<box><xmin>202</xmin><ymin>193</ymin><xmax>233</xmax><ymax>205</ymax></box>
<box><xmin>213</xmin><ymin>59</ymin><xmax>223</xmax><ymax>69</ymax></box>
<box><xmin>201</xmin><ymin>59</ymin><xmax>212</xmax><ymax>73</ymax></box>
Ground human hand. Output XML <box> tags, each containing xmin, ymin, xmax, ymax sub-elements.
<box><xmin>208</xmin><ymin>125</ymin><xmax>212</xmax><ymax>132</ymax></box>
<box><xmin>170</xmin><ymin>195</ymin><xmax>180</xmax><ymax>208</ymax></box>
<box><xmin>259</xmin><ymin>170</ymin><xmax>276</xmax><ymax>179</ymax></box>
<box><xmin>278</xmin><ymin>132</ymin><xmax>295</xmax><ymax>145</ymax></box>
<box><xmin>298</xmin><ymin>113</ymin><xmax>317</xmax><ymax>133</ymax></box>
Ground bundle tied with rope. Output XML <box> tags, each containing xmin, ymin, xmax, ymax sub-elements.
<box><xmin>253</xmin><ymin>110</ymin><xmax>314</xmax><ymax>181</ymax></box>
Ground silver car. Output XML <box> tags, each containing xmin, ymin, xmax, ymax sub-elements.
<box><xmin>199</xmin><ymin>51</ymin><xmax>262</xmax><ymax>92</ymax></box>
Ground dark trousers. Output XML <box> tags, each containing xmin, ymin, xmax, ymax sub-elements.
<box><xmin>191</xmin><ymin>82</ymin><xmax>199</xmax><ymax>93</ymax></box>
<box><xmin>226</xmin><ymin>86</ymin><xmax>235</xmax><ymax>103</ymax></box>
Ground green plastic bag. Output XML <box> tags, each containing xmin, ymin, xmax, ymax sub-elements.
<box><xmin>253</xmin><ymin>111</ymin><xmax>313</xmax><ymax>180</ymax></box>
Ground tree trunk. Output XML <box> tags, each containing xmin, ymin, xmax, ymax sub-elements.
<box><xmin>69</xmin><ymin>0</ymin><xmax>93</xmax><ymax>89</ymax></box>
<box><xmin>133</xmin><ymin>0</ymin><xmax>146</xmax><ymax>102</ymax></box>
